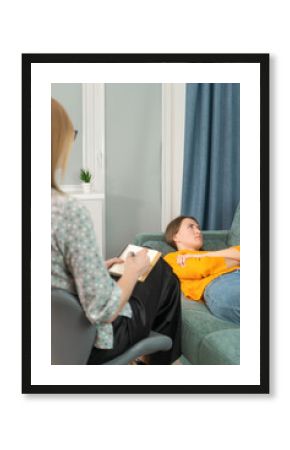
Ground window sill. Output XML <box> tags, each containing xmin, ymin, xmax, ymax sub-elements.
<box><xmin>60</xmin><ymin>185</ymin><xmax>104</xmax><ymax>200</ymax></box>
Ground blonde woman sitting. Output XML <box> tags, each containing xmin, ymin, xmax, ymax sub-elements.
<box><xmin>51</xmin><ymin>98</ymin><xmax>182</xmax><ymax>364</ymax></box>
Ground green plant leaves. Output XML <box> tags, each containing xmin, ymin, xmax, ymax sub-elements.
<box><xmin>80</xmin><ymin>169</ymin><xmax>92</xmax><ymax>183</ymax></box>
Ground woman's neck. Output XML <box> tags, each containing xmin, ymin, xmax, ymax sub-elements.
<box><xmin>176</xmin><ymin>244</ymin><xmax>199</xmax><ymax>251</ymax></box>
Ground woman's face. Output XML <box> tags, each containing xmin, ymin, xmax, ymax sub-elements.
<box><xmin>173</xmin><ymin>218</ymin><xmax>203</xmax><ymax>251</ymax></box>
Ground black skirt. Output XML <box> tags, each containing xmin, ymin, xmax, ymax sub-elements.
<box><xmin>87</xmin><ymin>258</ymin><xmax>182</xmax><ymax>365</ymax></box>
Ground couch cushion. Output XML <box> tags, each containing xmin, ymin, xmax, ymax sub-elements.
<box><xmin>198</xmin><ymin>329</ymin><xmax>240</xmax><ymax>364</ymax></box>
<box><xmin>227</xmin><ymin>203</ymin><xmax>240</xmax><ymax>246</ymax></box>
<box><xmin>181</xmin><ymin>295</ymin><xmax>240</xmax><ymax>364</ymax></box>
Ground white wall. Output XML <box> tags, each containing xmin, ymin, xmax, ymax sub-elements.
<box><xmin>51</xmin><ymin>82</ymin><xmax>163</xmax><ymax>258</ymax></box>
<box><xmin>105</xmin><ymin>83</ymin><xmax>161</xmax><ymax>257</ymax></box>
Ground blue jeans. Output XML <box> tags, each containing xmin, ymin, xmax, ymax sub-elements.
<box><xmin>204</xmin><ymin>270</ymin><xmax>240</xmax><ymax>325</ymax></box>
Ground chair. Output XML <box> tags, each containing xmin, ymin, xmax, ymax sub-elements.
<box><xmin>51</xmin><ymin>288</ymin><xmax>172</xmax><ymax>365</ymax></box>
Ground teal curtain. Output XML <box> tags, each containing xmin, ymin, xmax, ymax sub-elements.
<box><xmin>181</xmin><ymin>83</ymin><xmax>240</xmax><ymax>230</ymax></box>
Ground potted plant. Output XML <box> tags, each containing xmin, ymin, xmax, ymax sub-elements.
<box><xmin>80</xmin><ymin>169</ymin><xmax>92</xmax><ymax>193</ymax></box>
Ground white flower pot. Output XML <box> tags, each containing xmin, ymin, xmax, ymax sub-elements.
<box><xmin>82</xmin><ymin>183</ymin><xmax>91</xmax><ymax>193</ymax></box>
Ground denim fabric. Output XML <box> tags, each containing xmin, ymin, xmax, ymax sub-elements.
<box><xmin>204</xmin><ymin>270</ymin><xmax>240</xmax><ymax>324</ymax></box>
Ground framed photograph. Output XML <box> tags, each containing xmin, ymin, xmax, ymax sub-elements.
<box><xmin>22</xmin><ymin>53</ymin><xmax>269</xmax><ymax>394</ymax></box>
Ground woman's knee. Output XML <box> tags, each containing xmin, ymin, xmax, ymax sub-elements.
<box><xmin>206</xmin><ymin>297</ymin><xmax>240</xmax><ymax>324</ymax></box>
<box><xmin>204</xmin><ymin>272</ymin><xmax>240</xmax><ymax>324</ymax></box>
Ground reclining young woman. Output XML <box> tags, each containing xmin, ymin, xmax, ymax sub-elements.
<box><xmin>164</xmin><ymin>216</ymin><xmax>240</xmax><ymax>324</ymax></box>
<box><xmin>51</xmin><ymin>98</ymin><xmax>181</xmax><ymax>365</ymax></box>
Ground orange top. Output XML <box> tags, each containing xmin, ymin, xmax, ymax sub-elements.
<box><xmin>163</xmin><ymin>246</ymin><xmax>240</xmax><ymax>301</ymax></box>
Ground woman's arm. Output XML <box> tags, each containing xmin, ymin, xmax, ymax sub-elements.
<box><xmin>108</xmin><ymin>249</ymin><xmax>150</xmax><ymax>322</ymax></box>
<box><xmin>63</xmin><ymin>201</ymin><xmax>149</xmax><ymax>324</ymax></box>
<box><xmin>63</xmin><ymin>204</ymin><xmax>122</xmax><ymax>324</ymax></box>
<box><xmin>202</xmin><ymin>247</ymin><xmax>240</xmax><ymax>262</ymax></box>
<box><xmin>177</xmin><ymin>247</ymin><xmax>240</xmax><ymax>268</ymax></box>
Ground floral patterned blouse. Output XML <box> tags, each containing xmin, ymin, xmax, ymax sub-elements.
<box><xmin>51</xmin><ymin>189</ymin><xmax>132</xmax><ymax>349</ymax></box>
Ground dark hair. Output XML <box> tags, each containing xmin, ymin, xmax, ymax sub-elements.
<box><xmin>165</xmin><ymin>215</ymin><xmax>200</xmax><ymax>250</ymax></box>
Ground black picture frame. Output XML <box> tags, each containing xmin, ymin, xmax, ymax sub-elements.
<box><xmin>22</xmin><ymin>53</ymin><xmax>269</xmax><ymax>394</ymax></box>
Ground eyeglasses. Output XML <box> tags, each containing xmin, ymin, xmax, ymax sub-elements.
<box><xmin>74</xmin><ymin>130</ymin><xmax>78</xmax><ymax>141</ymax></box>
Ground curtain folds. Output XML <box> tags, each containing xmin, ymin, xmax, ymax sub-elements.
<box><xmin>181</xmin><ymin>83</ymin><xmax>240</xmax><ymax>230</ymax></box>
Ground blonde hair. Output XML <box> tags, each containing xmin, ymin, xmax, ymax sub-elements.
<box><xmin>51</xmin><ymin>98</ymin><xmax>74</xmax><ymax>191</ymax></box>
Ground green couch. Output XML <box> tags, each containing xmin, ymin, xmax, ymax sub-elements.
<box><xmin>133</xmin><ymin>204</ymin><xmax>240</xmax><ymax>365</ymax></box>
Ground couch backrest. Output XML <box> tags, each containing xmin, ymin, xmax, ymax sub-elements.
<box><xmin>142</xmin><ymin>239</ymin><xmax>175</xmax><ymax>255</ymax></box>
<box><xmin>135</xmin><ymin>203</ymin><xmax>240</xmax><ymax>254</ymax></box>
<box><xmin>227</xmin><ymin>203</ymin><xmax>240</xmax><ymax>246</ymax></box>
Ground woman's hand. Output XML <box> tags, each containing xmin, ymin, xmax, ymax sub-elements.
<box><xmin>124</xmin><ymin>248</ymin><xmax>151</xmax><ymax>279</ymax></box>
<box><xmin>176</xmin><ymin>247</ymin><xmax>240</xmax><ymax>267</ymax></box>
<box><xmin>110</xmin><ymin>249</ymin><xmax>151</xmax><ymax>323</ymax></box>
<box><xmin>104</xmin><ymin>257</ymin><xmax>124</xmax><ymax>270</ymax></box>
